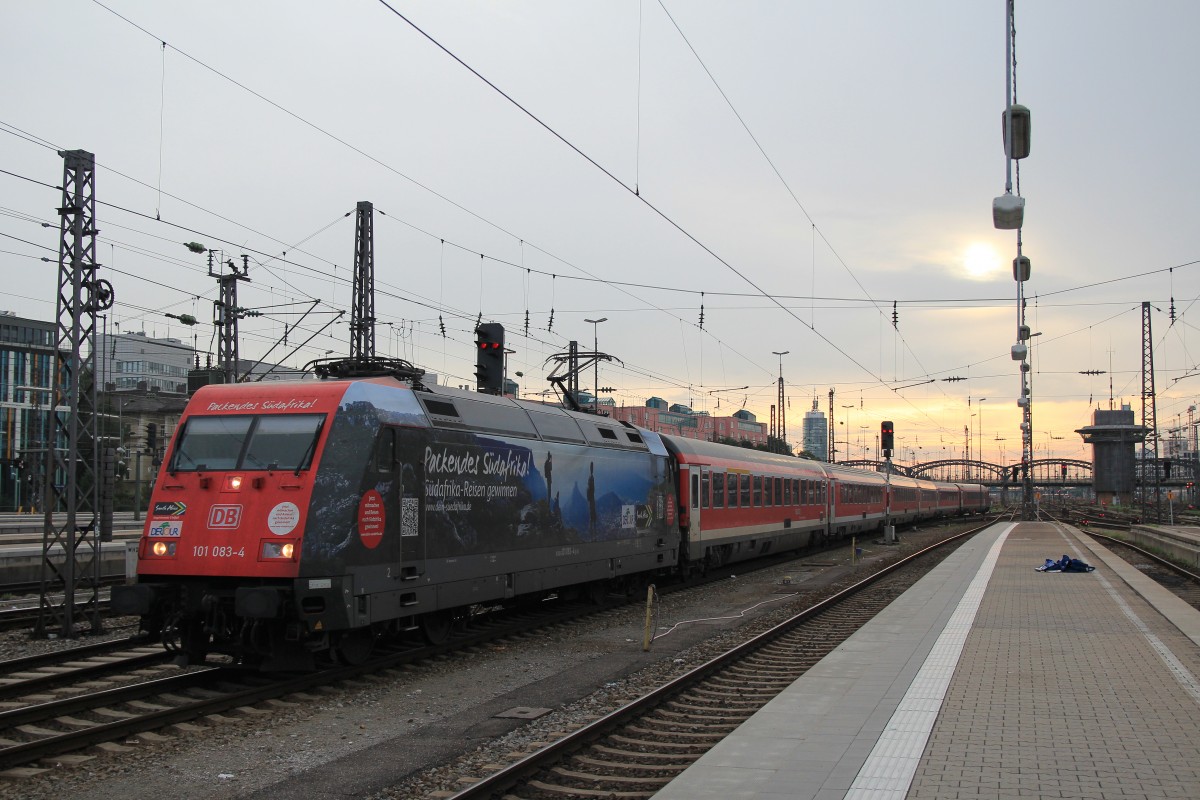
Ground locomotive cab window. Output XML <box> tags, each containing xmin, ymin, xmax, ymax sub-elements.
<box><xmin>171</xmin><ymin>413</ymin><xmax>324</xmax><ymax>472</ymax></box>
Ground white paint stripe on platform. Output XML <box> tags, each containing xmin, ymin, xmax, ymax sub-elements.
<box><xmin>844</xmin><ymin>522</ymin><xmax>1015</xmax><ymax>800</ymax></box>
<box><xmin>1055</xmin><ymin>525</ymin><xmax>1200</xmax><ymax>706</ymax></box>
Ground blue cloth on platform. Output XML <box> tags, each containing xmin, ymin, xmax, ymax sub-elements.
<box><xmin>1035</xmin><ymin>554</ymin><xmax>1095</xmax><ymax>573</ymax></box>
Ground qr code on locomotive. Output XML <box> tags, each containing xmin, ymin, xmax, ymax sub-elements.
<box><xmin>400</xmin><ymin>497</ymin><xmax>419</xmax><ymax>537</ymax></box>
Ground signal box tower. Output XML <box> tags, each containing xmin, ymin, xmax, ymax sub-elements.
<box><xmin>1076</xmin><ymin>407</ymin><xmax>1148</xmax><ymax>507</ymax></box>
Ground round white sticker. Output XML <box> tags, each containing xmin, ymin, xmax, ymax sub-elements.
<box><xmin>267</xmin><ymin>502</ymin><xmax>300</xmax><ymax>535</ymax></box>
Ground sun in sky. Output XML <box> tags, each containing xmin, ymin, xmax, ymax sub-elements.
<box><xmin>962</xmin><ymin>242</ymin><xmax>1003</xmax><ymax>280</ymax></box>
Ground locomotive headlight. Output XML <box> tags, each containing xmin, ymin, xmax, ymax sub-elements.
<box><xmin>261</xmin><ymin>541</ymin><xmax>296</xmax><ymax>560</ymax></box>
<box><xmin>150</xmin><ymin>541</ymin><xmax>176</xmax><ymax>557</ymax></box>
<box><xmin>224</xmin><ymin>475</ymin><xmax>244</xmax><ymax>491</ymax></box>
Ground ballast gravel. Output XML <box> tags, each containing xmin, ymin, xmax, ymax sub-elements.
<box><xmin>0</xmin><ymin>527</ymin><xmax>953</xmax><ymax>800</ymax></box>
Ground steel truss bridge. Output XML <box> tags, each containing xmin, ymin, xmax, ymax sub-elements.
<box><xmin>836</xmin><ymin>457</ymin><xmax>1199</xmax><ymax>492</ymax></box>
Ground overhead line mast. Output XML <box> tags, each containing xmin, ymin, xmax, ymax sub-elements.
<box><xmin>1141</xmin><ymin>301</ymin><xmax>1161</xmax><ymax>522</ymax></box>
<box><xmin>350</xmin><ymin>201</ymin><xmax>376</xmax><ymax>360</ymax></box>
<box><xmin>37</xmin><ymin>149</ymin><xmax>115</xmax><ymax>639</ymax></box>
<box><xmin>212</xmin><ymin>252</ymin><xmax>250</xmax><ymax>384</ymax></box>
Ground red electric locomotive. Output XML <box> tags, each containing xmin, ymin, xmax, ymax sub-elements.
<box><xmin>113</xmin><ymin>373</ymin><xmax>679</xmax><ymax>669</ymax></box>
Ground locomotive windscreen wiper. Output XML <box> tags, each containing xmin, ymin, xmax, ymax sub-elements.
<box><xmin>294</xmin><ymin>423</ymin><xmax>322</xmax><ymax>476</ymax></box>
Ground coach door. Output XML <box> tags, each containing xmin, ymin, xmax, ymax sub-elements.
<box><xmin>692</xmin><ymin>465</ymin><xmax>710</xmax><ymax>534</ymax></box>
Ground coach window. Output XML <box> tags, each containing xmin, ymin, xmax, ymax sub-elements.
<box><xmin>783</xmin><ymin>477</ymin><xmax>791</xmax><ymax>506</ymax></box>
<box><xmin>753</xmin><ymin>475</ymin><xmax>762</xmax><ymax>507</ymax></box>
<box><xmin>701</xmin><ymin>468</ymin><xmax>710</xmax><ymax>508</ymax></box>
<box><xmin>773</xmin><ymin>477</ymin><xmax>781</xmax><ymax>506</ymax></box>
<box><xmin>740</xmin><ymin>474</ymin><xmax>751</xmax><ymax>507</ymax></box>
<box><xmin>712</xmin><ymin>472</ymin><xmax>725</xmax><ymax>508</ymax></box>
<box><xmin>792</xmin><ymin>478</ymin><xmax>800</xmax><ymax>506</ymax></box>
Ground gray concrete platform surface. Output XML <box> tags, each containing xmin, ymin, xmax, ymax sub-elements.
<box><xmin>654</xmin><ymin>520</ymin><xmax>1200</xmax><ymax>799</ymax></box>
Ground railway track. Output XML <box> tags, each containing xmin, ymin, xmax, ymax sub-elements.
<box><xmin>1042</xmin><ymin>509</ymin><xmax>1200</xmax><ymax>611</ymax></box>
<box><xmin>0</xmin><ymin>516</ymin><xmax>997</xmax><ymax>780</ymax></box>
<box><xmin>435</xmin><ymin>517</ymin><xmax>1000</xmax><ymax>800</ymax></box>
<box><xmin>0</xmin><ymin>593</ymin><xmax>117</xmax><ymax>631</ymax></box>
<box><xmin>0</xmin><ymin>638</ymin><xmax>171</xmax><ymax>701</ymax></box>
<box><xmin>0</xmin><ymin>590</ymin><xmax>660</xmax><ymax>775</ymax></box>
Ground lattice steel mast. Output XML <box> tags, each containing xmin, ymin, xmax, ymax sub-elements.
<box><xmin>211</xmin><ymin>253</ymin><xmax>250</xmax><ymax>383</ymax></box>
<box><xmin>350</xmin><ymin>201</ymin><xmax>376</xmax><ymax>360</ymax></box>
<box><xmin>1141</xmin><ymin>301</ymin><xmax>1161</xmax><ymax>521</ymax></box>
<box><xmin>827</xmin><ymin>388</ymin><xmax>835</xmax><ymax>463</ymax></box>
<box><xmin>36</xmin><ymin>149</ymin><xmax>114</xmax><ymax>638</ymax></box>
<box><xmin>778</xmin><ymin>377</ymin><xmax>786</xmax><ymax>447</ymax></box>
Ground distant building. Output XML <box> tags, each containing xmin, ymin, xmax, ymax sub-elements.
<box><xmin>575</xmin><ymin>390</ymin><xmax>615</xmax><ymax>411</ymax></box>
<box><xmin>802</xmin><ymin>397</ymin><xmax>829</xmax><ymax>461</ymax></box>
<box><xmin>609</xmin><ymin>400</ymin><xmax>768</xmax><ymax>447</ymax></box>
<box><xmin>235</xmin><ymin>358</ymin><xmax>309</xmax><ymax>382</ymax></box>
<box><xmin>96</xmin><ymin>330</ymin><xmax>193</xmax><ymax>395</ymax></box>
<box><xmin>0</xmin><ymin>311</ymin><xmax>57</xmax><ymax>510</ymax></box>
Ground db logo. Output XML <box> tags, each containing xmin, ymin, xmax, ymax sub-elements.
<box><xmin>208</xmin><ymin>505</ymin><xmax>243</xmax><ymax>529</ymax></box>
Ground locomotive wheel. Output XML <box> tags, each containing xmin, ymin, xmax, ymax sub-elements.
<box><xmin>420</xmin><ymin>611</ymin><xmax>453</xmax><ymax>645</ymax></box>
<box><xmin>333</xmin><ymin>631</ymin><xmax>375</xmax><ymax>665</ymax></box>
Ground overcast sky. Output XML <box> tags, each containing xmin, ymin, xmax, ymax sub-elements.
<box><xmin>2</xmin><ymin>1</ymin><xmax>1198</xmax><ymax>465</ymax></box>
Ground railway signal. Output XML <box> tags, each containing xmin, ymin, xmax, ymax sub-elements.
<box><xmin>475</xmin><ymin>323</ymin><xmax>505</xmax><ymax>394</ymax></box>
<box><xmin>881</xmin><ymin>421</ymin><xmax>894</xmax><ymax>457</ymax></box>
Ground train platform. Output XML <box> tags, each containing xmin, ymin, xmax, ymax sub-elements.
<box><xmin>654</xmin><ymin>520</ymin><xmax>1200</xmax><ymax>799</ymax></box>
<box><xmin>1128</xmin><ymin>524</ymin><xmax>1200</xmax><ymax>569</ymax></box>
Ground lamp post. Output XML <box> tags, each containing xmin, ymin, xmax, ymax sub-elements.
<box><xmin>977</xmin><ymin>398</ymin><xmax>987</xmax><ymax>477</ymax></box>
<box><xmin>584</xmin><ymin>317</ymin><xmax>607</xmax><ymax>414</ymax></box>
<box><xmin>970</xmin><ymin>413</ymin><xmax>977</xmax><ymax>480</ymax></box>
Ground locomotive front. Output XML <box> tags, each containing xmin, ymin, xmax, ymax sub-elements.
<box><xmin>112</xmin><ymin>381</ymin><xmax>346</xmax><ymax>668</ymax></box>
